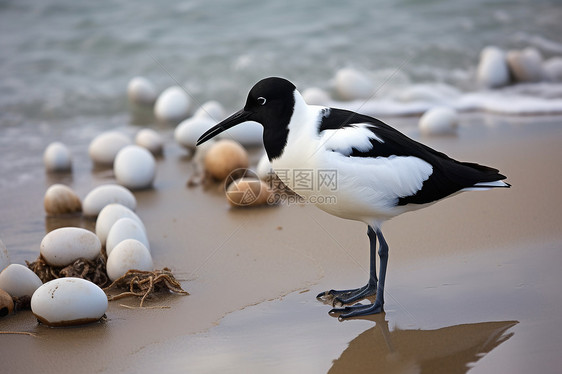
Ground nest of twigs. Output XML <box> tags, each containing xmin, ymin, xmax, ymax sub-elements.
<box><xmin>26</xmin><ymin>256</ymin><xmax>188</xmax><ymax>307</ymax></box>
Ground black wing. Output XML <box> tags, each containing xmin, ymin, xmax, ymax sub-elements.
<box><xmin>319</xmin><ymin>108</ymin><xmax>509</xmax><ymax>206</ymax></box>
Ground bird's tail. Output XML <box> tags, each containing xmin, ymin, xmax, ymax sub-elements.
<box><xmin>458</xmin><ymin>162</ymin><xmax>511</xmax><ymax>191</ymax></box>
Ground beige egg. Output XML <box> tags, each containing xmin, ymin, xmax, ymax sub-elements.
<box><xmin>226</xmin><ymin>178</ymin><xmax>272</xmax><ymax>207</ymax></box>
<box><xmin>0</xmin><ymin>288</ymin><xmax>14</xmax><ymax>317</ymax></box>
<box><xmin>44</xmin><ymin>184</ymin><xmax>82</xmax><ymax>216</ymax></box>
<box><xmin>204</xmin><ymin>139</ymin><xmax>249</xmax><ymax>180</ymax></box>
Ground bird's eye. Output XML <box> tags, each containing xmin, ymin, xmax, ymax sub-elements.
<box><xmin>257</xmin><ymin>97</ymin><xmax>267</xmax><ymax>106</ymax></box>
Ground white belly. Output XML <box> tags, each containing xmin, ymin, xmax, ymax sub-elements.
<box><xmin>271</xmin><ymin>147</ymin><xmax>433</xmax><ymax>224</ymax></box>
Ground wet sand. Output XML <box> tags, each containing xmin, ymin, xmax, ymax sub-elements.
<box><xmin>1</xmin><ymin>114</ymin><xmax>562</xmax><ymax>373</ymax></box>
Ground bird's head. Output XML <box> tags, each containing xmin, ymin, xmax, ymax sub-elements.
<box><xmin>196</xmin><ymin>77</ymin><xmax>297</xmax><ymax>148</ymax></box>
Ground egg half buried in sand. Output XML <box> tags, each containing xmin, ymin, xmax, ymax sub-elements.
<box><xmin>31</xmin><ymin>277</ymin><xmax>108</xmax><ymax>327</ymax></box>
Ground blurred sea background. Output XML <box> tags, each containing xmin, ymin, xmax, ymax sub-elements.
<box><xmin>1</xmin><ymin>0</ymin><xmax>562</xmax><ymax>250</ymax></box>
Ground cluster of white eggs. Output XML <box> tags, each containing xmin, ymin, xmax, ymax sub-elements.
<box><xmin>1</xmin><ymin>182</ymin><xmax>155</xmax><ymax>326</ymax></box>
<box><xmin>477</xmin><ymin>46</ymin><xmax>562</xmax><ymax>88</ymax></box>
<box><xmin>44</xmin><ymin>128</ymin><xmax>162</xmax><ymax>192</ymax></box>
<box><xmin>6</xmin><ymin>76</ymin><xmax>268</xmax><ymax>326</ymax></box>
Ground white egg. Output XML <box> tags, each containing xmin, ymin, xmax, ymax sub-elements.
<box><xmin>127</xmin><ymin>76</ymin><xmax>157</xmax><ymax>106</ymax></box>
<box><xmin>0</xmin><ymin>239</ymin><xmax>10</xmax><ymax>272</ymax></box>
<box><xmin>506</xmin><ymin>48</ymin><xmax>544</xmax><ymax>83</ymax></box>
<box><xmin>0</xmin><ymin>264</ymin><xmax>43</xmax><ymax>298</ymax></box>
<box><xmin>40</xmin><ymin>227</ymin><xmax>101</xmax><ymax>267</ymax></box>
<box><xmin>302</xmin><ymin>87</ymin><xmax>331</xmax><ymax>105</ymax></box>
<box><xmin>334</xmin><ymin>68</ymin><xmax>374</xmax><ymax>101</ymax></box>
<box><xmin>95</xmin><ymin>203</ymin><xmax>145</xmax><ymax>247</ymax></box>
<box><xmin>174</xmin><ymin>116</ymin><xmax>215</xmax><ymax>150</ymax></box>
<box><xmin>114</xmin><ymin>145</ymin><xmax>156</xmax><ymax>190</ymax></box>
<box><xmin>419</xmin><ymin>107</ymin><xmax>459</xmax><ymax>136</ymax></box>
<box><xmin>154</xmin><ymin>86</ymin><xmax>191</xmax><ymax>123</ymax></box>
<box><xmin>106</xmin><ymin>217</ymin><xmax>150</xmax><ymax>256</ymax></box>
<box><xmin>44</xmin><ymin>184</ymin><xmax>82</xmax><ymax>216</ymax></box>
<box><xmin>88</xmin><ymin>131</ymin><xmax>132</xmax><ymax>166</ymax></box>
<box><xmin>193</xmin><ymin>100</ymin><xmax>225</xmax><ymax>121</ymax></box>
<box><xmin>218</xmin><ymin>121</ymin><xmax>263</xmax><ymax>146</ymax></box>
<box><xmin>135</xmin><ymin>128</ymin><xmax>163</xmax><ymax>155</ymax></box>
<box><xmin>256</xmin><ymin>153</ymin><xmax>274</xmax><ymax>181</ymax></box>
<box><xmin>82</xmin><ymin>184</ymin><xmax>137</xmax><ymax>217</ymax></box>
<box><xmin>477</xmin><ymin>46</ymin><xmax>510</xmax><ymax>88</ymax></box>
<box><xmin>106</xmin><ymin>239</ymin><xmax>153</xmax><ymax>281</ymax></box>
<box><xmin>43</xmin><ymin>142</ymin><xmax>72</xmax><ymax>172</ymax></box>
<box><xmin>31</xmin><ymin>278</ymin><xmax>108</xmax><ymax>327</ymax></box>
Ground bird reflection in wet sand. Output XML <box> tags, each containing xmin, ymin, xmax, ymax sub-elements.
<box><xmin>328</xmin><ymin>313</ymin><xmax>517</xmax><ymax>374</ymax></box>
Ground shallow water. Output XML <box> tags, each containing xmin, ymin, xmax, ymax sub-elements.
<box><xmin>112</xmin><ymin>239</ymin><xmax>562</xmax><ymax>374</ymax></box>
<box><xmin>2</xmin><ymin>0</ymin><xmax>562</xmax><ymax>195</ymax></box>
<box><xmin>2</xmin><ymin>0</ymin><xmax>562</xmax><ymax>122</ymax></box>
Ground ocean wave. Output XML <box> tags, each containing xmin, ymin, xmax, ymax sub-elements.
<box><xmin>328</xmin><ymin>82</ymin><xmax>562</xmax><ymax>117</ymax></box>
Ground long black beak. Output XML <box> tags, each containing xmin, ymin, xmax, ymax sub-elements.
<box><xmin>196</xmin><ymin>109</ymin><xmax>252</xmax><ymax>146</ymax></box>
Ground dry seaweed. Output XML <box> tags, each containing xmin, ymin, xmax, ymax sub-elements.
<box><xmin>103</xmin><ymin>268</ymin><xmax>189</xmax><ymax>307</ymax></box>
<box><xmin>27</xmin><ymin>256</ymin><xmax>111</xmax><ymax>288</ymax></box>
<box><xmin>27</xmin><ymin>257</ymin><xmax>188</xmax><ymax>307</ymax></box>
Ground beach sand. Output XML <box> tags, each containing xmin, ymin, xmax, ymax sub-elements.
<box><xmin>1</xmin><ymin>114</ymin><xmax>562</xmax><ymax>373</ymax></box>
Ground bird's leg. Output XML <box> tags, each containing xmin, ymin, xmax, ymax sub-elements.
<box><xmin>317</xmin><ymin>226</ymin><xmax>379</xmax><ymax>306</ymax></box>
<box><xmin>331</xmin><ymin>228</ymin><xmax>388</xmax><ymax>319</ymax></box>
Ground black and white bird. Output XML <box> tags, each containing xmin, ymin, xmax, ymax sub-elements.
<box><xmin>197</xmin><ymin>77</ymin><xmax>510</xmax><ymax>319</ymax></box>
